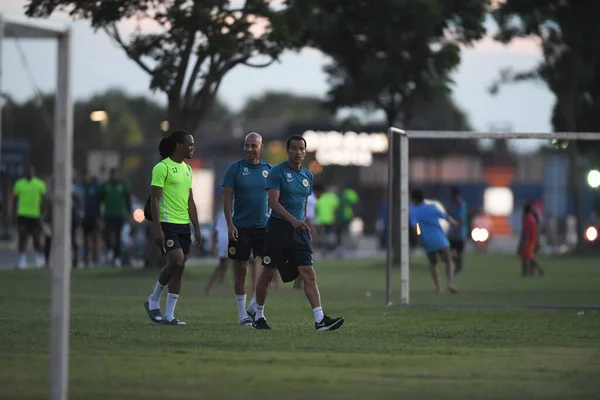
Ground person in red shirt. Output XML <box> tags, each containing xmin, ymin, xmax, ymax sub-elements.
<box><xmin>519</xmin><ymin>203</ymin><xmax>544</xmax><ymax>277</ymax></box>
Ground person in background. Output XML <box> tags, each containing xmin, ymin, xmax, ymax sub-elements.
<box><xmin>71</xmin><ymin>171</ymin><xmax>84</xmax><ymax>267</ymax></box>
<box><xmin>13</xmin><ymin>165</ymin><xmax>46</xmax><ymax>269</ymax></box>
<box><xmin>518</xmin><ymin>203</ymin><xmax>545</xmax><ymax>277</ymax></box>
<box><xmin>447</xmin><ymin>186</ymin><xmax>468</xmax><ymax>275</ymax></box>
<box><xmin>336</xmin><ymin>186</ymin><xmax>359</xmax><ymax>254</ymax></box>
<box><xmin>315</xmin><ymin>186</ymin><xmax>339</xmax><ymax>258</ymax></box>
<box><xmin>82</xmin><ymin>174</ymin><xmax>102</xmax><ymax>266</ymax></box>
<box><xmin>101</xmin><ymin>167</ymin><xmax>132</xmax><ymax>267</ymax></box>
<box><xmin>410</xmin><ymin>189</ymin><xmax>459</xmax><ymax>294</ymax></box>
<box><xmin>205</xmin><ymin>208</ymin><xmax>231</xmax><ymax>294</ymax></box>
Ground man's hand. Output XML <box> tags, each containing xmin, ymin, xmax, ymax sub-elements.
<box><xmin>194</xmin><ymin>227</ymin><xmax>203</xmax><ymax>248</ymax></box>
<box><xmin>291</xmin><ymin>218</ymin><xmax>310</xmax><ymax>231</ymax></box>
<box><xmin>228</xmin><ymin>223</ymin><xmax>239</xmax><ymax>241</ymax></box>
<box><xmin>154</xmin><ymin>227</ymin><xmax>165</xmax><ymax>249</ymax></box>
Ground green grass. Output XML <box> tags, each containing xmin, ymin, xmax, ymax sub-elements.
<box><xmin>1</xmin><ymin>254</ymin><xmax>600</xmax><ymax>400</ymax></box>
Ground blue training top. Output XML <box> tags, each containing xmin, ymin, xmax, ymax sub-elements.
<box><xmin>266</xmin><ymin>161</ymin><xmax>313</xmax><ymax>222</ymax></box>
<box><xmin>410</xmin><ymin>203</ymin><xmax>450</xmax><ymax>253</ymax></box>
<box><xmin>222</xmin><ymin>159</ymin><xmax>272</xmax><ymax>228</ymax></box>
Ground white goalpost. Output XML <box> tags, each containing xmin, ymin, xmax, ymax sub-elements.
<box><xmin>385</xmin><ymin>127</ymin><xmax>600</xmax><ymax>306</ymax></box>
<box><xmin>0</xmin><ymin>14</ymin><xmax>73</xmax><ymax>400</ymax></box>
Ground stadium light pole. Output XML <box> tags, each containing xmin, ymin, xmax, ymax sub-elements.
<box><xmin>0</xmin><ymin>13</ymin><xmax>73</xmax><ymax>400</ymax></box>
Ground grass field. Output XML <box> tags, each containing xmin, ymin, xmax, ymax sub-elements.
<box><xmin>1</xmin><ymin>253</ymin><xmax>600</xmax><ymax>400</ymax></box>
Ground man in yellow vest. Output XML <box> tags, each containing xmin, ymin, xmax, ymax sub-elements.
<box><xmin>13</xmin><ymin>165</ymin><xmax>47</xmax><ymax>268</ymax></box>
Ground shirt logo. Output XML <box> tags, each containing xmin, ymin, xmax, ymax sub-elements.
<box><xmin>262</xmin><ymin>170</ymin><xmax>268</xmax><ymax>178</ymax></box>
<box><xmin>243</xmin><ymin>167</ymin><xmax>249</xmax><ymax>176</ymax></box>
<box><xmin>286</xmin><ymin>172</ymin><xmax>293</xmax><ymax>182</ymax></box>
<box><xmin>302</xmin><ymin>179</ymin><xmax>309</xmax><ymax>187</ymax></box>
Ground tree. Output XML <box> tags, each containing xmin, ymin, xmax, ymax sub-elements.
<box><xmin>240</xmin><ymin>91</ymin><xmax>333</xmax><ymax>122</ymax></box>
<box><xmin>491</xmin><ymin>0</ymin><xmax>600</xmax><ymax>251</ymax></box>
<box><xmin>302</xmin><ymin>0</ymin><xmax>488</xmax><ymax>262</ymax></box>
<box><xmin>25</xmin><ymin>0</ymin><xmax>299</xmax><ymax>132</ymax></box>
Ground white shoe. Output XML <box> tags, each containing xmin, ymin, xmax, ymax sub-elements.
<box><xmin>17</xmin><ymin>259</ymin><xmax>27</xmax><ymax>269</ymax></box>
<box><xmin>114</xmin><ymin>258</ymin><xmax>122</xmax><ymax>268</ymax></box>
<box><xmin>35</xmin><ymin>255</ymin><xmax>45</xmax><ymax>268</ymax></box>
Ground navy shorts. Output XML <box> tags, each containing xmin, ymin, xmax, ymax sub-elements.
<box><xmin>262</xmin><ymin>218</ymin><xmax>313</xmax><ymax>280</ymax></box>
<box><xmin>160</xmin><ymin>222</ymin><xmax>192</xmax><ymax>256</ymax></box>
<box><xmin>449</xmin><ymin>239</ymin><xmax>465</xmax><ymax>254</ymax></box>
<box><xmin>228</xmin><ymin>227</ymin><xmax>266</xmax><ymax>261</ymax></box>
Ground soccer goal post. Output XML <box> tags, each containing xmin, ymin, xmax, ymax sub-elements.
<box><xmin>0</xmin><ymin>14</ymin><xmax>73</xmax><ymax>400</ymax></box>
<box><xmin>385</xmin><ymin>127</ymin><xmax>600</xmax><ymax>306</ymax></box>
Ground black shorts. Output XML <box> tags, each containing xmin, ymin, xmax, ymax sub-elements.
<box><xmin>18</xmin><ymin>216</ymin><xmax>41</xmax><ymax>236</ymax></box>
<box><xmin>262</xmin><ymin>218</ymin><xmax>313</xmax><ymax>281</ymax></box>
<box><xmin>82</xmin><ymin>216</ymin><xmax>99</xmax><ymax>234</ymax></box>
<box><xmin>160</xmin><ymin>222</ymin><xmax>192</xmax><ymax>256</ymax></box>
<box><xmin>449</xmin><ymin>239</ymin><xmax>465</xmax><ymax>254</ymax></box>
<box><xmin>228</xmin><ymin>227</ymin><xmax>266</xmax><ymax>261</ymax></box>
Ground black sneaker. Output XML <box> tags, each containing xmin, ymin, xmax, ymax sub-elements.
<box><xmin>315</xmin><ymin>315</ymin><xmax>344</xmax><ymax>332</ymax></box>
<box><xmin>247</xmin><ymin>309</ymin><xmax>256</xmax><ymax>323</ymax></box>
<box><xmin>253</xmin><ymin>317</ymin><xmax>271</xmax><ymax>330</ymax></box>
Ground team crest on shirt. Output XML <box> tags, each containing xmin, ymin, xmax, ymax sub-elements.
<box><xmin>229</xmin><ymin>247</ymin><xmax>236</xmax><ymax>255</ymax></box>
<box><xmin>263</xmin><ymin>256</ymin><xmax>271</xmax><ymax>264</ymax></box>
<box><xmin>262</xmin><ymin>170</ymin><xmax>268</xmax><ymax>178</ymax></box>
<box><xmin>302</xmin><ymin>179</ymin><xmax>309</xmax><ymax>187</ymax></box>
<box><xmin>166</xmin><ymin>239</ymin><xmax>174</xmax><ymax>248</ymax></box>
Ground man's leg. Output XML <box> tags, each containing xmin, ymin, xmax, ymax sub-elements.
<box><xmin>440</xmin><ymin>248</ymin><xmax>458</xmax><ymax>293</ymax></box>
<box><xmin>102</xmin><ymin>218</ymin><xmax>113</xmax><ymax>264</ymax></box>
<box><xmin>17</xmin><ymin>218</ymin><xmax>28</xmax><ymax>268</ymax></box>
<box><xmin>426</xmin><ymin>252</ymin><xmax>442</xmax><ymax>293</ymax></box>
<box><xmin>297</xmin><ymin>265</ymin><xmax>344</xmax><ymax>331</ymax></box>
<box><xmin>31</xmin><ymin>219</ymin><xmax>45</xmax><ymax>268</ymax></box>
<box><xmin>249</xmin><ymin>257</ymin><xmax>258</xmax><ymax>292</ymax></box>
<box><xmin>205</xmin><ymin>258</ymin><xmax>228</xmax><ymax>294</ymax></box>
<box><xmin>252</xmin><ymin>266</ymin><xmax>276</xmax><ymax>329</ymax></box>
<box><xmin>113</xmin><ymin>218</ymin><xmax>125</xmax><ymax>267</ymax></box>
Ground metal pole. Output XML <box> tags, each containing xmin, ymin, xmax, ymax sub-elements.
<box><xmin>399</xmin><ymin>131</ymin><xmax>410</xmax><ymax>305</ymax></box>
<box><xmin>0</xmin><ymin>17</ymin><xmax>4</xmax><ymax>176</ymax></box>
<box><xmin>49</xmin><ymin>28</ymin><xmax>73</xmax><ymax>400</ymax></box>
<box><xmin>385</xmin><ymin>128</ymin><xmax>394</xmax><ymax>305</ymax></box>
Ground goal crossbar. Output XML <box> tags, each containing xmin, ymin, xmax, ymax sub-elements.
<box><xmin>0</xmin><ymin>13</ymin><xmax>73</xmax><ymax>400</ymax></box>
<box><xmin>385</xmin><ymin>127</ymin><xmax>600</xmax><ymax>306</ymax></box>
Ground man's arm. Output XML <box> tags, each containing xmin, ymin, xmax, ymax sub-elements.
<box><xmin>188</xmin><ymin>189</ymin><xmax>200</xmax><ymax>231</ymax></box>
<box><xmin>268</xmin><ymin>189</ymin><xmax>299</xmax><ymax>223</ymax></box>
<box><xmin>150</xmin><ymin>186</ymin><xmax>163</xmax><ymax>233</ymax></box>
<box><xmin>223</xmin><ymin>187</ymin><xmax>235</xmax><ymax>228</ymax></box>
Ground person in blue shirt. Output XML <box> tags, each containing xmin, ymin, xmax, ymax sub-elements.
<box><xmin>222</xmin><ymin>132</ymin><xmax>272</xmax><ymax>326</ymax></box>
<box><xmin>248</xmin><ymin>135</ymin><xmax>344</xmax><ymax>332</ymax></box>
<box><xmin>447</xmin><ymin>186</ymin><xmax>468</xmax><ymax>275</ymax></box>
<box><xmin>410</xmin><ymin>189</ymin><xmax>459</xmax><ymax>294</ymax></box>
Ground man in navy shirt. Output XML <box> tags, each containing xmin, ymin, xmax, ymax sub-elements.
<box><xmin>248</xmin><ymin>135</ymin><xmax>344</xmax><ymax>332</ymax></box>
<box><xmin>222</xmin><ymin>132</ymin><xmax>272</xmax><ymax>326</ymax></box>
<box><xmin>410</xmin><ymin>189</ymin><xmax>459</xmax><ymax>294</ymax></box>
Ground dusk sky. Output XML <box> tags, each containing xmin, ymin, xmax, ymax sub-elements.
<box><xmin>1</xmin><ymin>1</ymin><xmax>554</xmax><ymax>150</ymax></box>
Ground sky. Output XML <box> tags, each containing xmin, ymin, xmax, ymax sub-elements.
<box><xmin>1</xmin><ymin>1</ymin><xmax>555</xmax><ymax>151</ymax></box>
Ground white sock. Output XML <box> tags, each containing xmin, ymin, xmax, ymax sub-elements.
<box><xmin>248</xmin><ymin>294</ymin><xmax>257</xmax><ymax>312</ymax></box>
<box><xmin>313</xmin><ymin>306</ymin><xmax>324</xmax><ymax>323</ymax></box>
<box><xmin>164</xmin><ymin>293</ymin><xmax>179</xmax><ymax>321</ymax></box>
<box><xmin>18</xmin><ymin>254</ymin><xmax>26</xmax><ymax>263</ymax></box>
<box><xmin>255</xmin><ymin>304</ymin><xmax>265</xmax><ymax>321</ymax></box>
<box><xmin>236</xmin><ymin>294</ymin><xmax>248</xmax><ymax>321</ymax></box>
<box><xmin>148</xmin><ymin>281</ymin><xmax>165</xmax><ymax>310</ymax></box>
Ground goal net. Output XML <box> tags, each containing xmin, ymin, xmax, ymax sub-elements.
<box><xmin>386</xmin><ymin>127</ymin><xmax>600</xmax><ymax>310</ymax></box>
<box><xmin>0</xmin><ymin>13</ymin><xmax>73</xmax><ymax>400</ymax></box>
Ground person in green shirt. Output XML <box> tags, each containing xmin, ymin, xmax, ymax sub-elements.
<box><xmin>144</xmin><ymin>130</ymin><xmax>202</xmax><ymax>326</ymax></box>
<box><xmin>13</xmin><ymin>165</ymin><xmax>46</xmax><ymax>269</ymax></box>
<box><xmin>100</xmin><ymin>168</ymin><xmax>132</xmax><ymax>267</ymax></box>
<box><xmin>316</xmin><ymin>188</ymin><xmax>339</xmax><ymax>257</ymax></box>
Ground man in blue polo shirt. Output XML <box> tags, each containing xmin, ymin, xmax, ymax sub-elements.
<box><xmin>222</xmin><ymin>132</ymin><xmax>272</xmax><ymax>326</ymax></box>
<box><xmin>447</xmin><ymin>186</ymin><xmax>468</xmax><ymax>275</ymax></box>
<box><xmin>410</xmin><ymin>189</ymin><xmax>459</xmax><ymax>294</ymax></box>
<box><xmin>248</xmin><ymin>134</ymin><xmax>344</xmax><ymax>332</ymax></box>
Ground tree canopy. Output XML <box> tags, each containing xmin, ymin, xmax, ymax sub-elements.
<box><xmin>25</xmin><ymin>0</ymin><xmax>300</xmax><ymax>132</ymax></box>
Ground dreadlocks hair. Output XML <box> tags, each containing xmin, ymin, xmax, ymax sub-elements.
<box><xmin>158</xmin><ymin>130</ymin><xmax>191</xmax><ymax>159</ymax></box>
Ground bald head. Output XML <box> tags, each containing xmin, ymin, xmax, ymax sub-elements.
<box><xmin>244</xmin><ymin>131</ymin><xmax>264</xmax><ymax>164</ymax></box>
<box><xmin>245</xmin><ymin>132</ymin><xmax>263</xmax><ymax>144</ymax></box>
